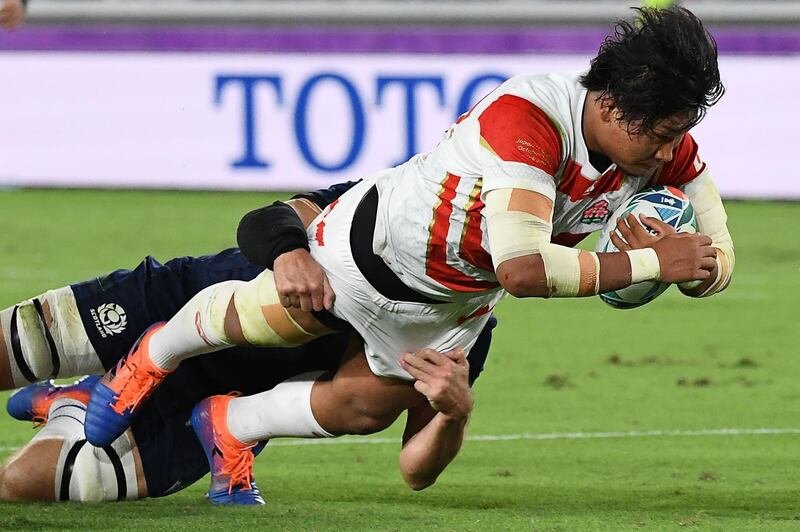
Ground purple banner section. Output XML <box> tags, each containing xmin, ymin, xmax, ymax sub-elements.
<box><xmin>0</xmin><ymin>25</ymin><xmax>799</xmax><ymax>54</ymax></box>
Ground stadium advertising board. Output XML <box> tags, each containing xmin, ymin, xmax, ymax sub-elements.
<box><xmin>0</xmin><ymin>49</ymin><xmax>796</xmax><ymax>198</ymax></box>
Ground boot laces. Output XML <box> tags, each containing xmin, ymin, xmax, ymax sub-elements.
<box><xmin>110</xmin><ymin>357</ymin><xmax>167</xmax><ymax>415</ymax></box>
<box><xmin>220</xmin><ymin>443</ymin><xmax>255</xmax><ymax>494</ymax></box>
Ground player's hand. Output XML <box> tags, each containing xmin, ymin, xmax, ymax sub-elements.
<box><xmin>650</xmin><ymin>232</ymin><xmax>717</xmax><ymax>284</ymax></box>
<box><xmin>400</xmin><ymin>348</ymin><xmax>473</xmax><ymax>421</ymax></box>
<box><xmin>272</xmin><ymin>248</ymin><xmax>335</xmax><ymax>312</ymax></box>
<box><xmin>0</xmin><ymin>0</ymin><xmax>25</xmax><ymax>30</ymax></box>
<box><xmin>610</xmin><ymin>213</ymin><xmax>677</xmax><ymax>251</ymax></box>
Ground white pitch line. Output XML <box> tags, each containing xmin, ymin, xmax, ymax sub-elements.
<box><xmin>267</xmin><ymin>427</ymin><xmax>800</xmax><ymax>447</ymax></box>
<box><xmin>0</xmin><ymin>428</ymin><xmax>797</xmax><ymax>454</ymax></box>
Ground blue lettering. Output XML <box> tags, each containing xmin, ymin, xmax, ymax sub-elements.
<box><xmin>214</xmin><ymin>75</ymin><xmax>283</xmax><ymax>169</ymax></box>
<box><xmin>456</xmin><ymin>74</ymin><xmax>508</xmax><ymax>119</ymax></box>
<box><xmin>376</xmin><ymin>76</ymin><xmax>445</xmax><ymax>166</ymax></box>
<box><xmin>294</xmin><ymin>73</ymin><xmax>365</xmax><ymax>173</ymax></box>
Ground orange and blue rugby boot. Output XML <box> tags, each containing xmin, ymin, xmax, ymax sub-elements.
<box><xmin>7</xmin><ymin>375</ymin><xmax>100</xmax><ymax>427</ymax></box>
<box><xmin>85</xmin><ymin>323</ymin><xmax>170</xmax><ymax>446</ymax></box>
<box><xmin>191</xmin><ymin>394</ymin><xmax>266</xmax><ymax>505</ymax></box>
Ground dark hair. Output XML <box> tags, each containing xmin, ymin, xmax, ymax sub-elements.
<box><xmin>580</xmin><ymin>6</ymin><xmax>724</xmax><ymax>137</ymax></box>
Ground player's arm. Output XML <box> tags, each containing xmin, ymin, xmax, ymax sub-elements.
<box><xmin>488</xmin><ymin>188</ymin><xmax>717</xmax><ymax>299</ymax></box>
<box><xmin>678</xmin><ymin>172</ymin><xmax>734</xmax><ymax>297</ymax></box>
<box><xmin>236</xmin><ymin>180</ymin><xmax>361</xmax><ymax>311</ymax></box>
<box><xmin>477</xmin><ymin>96</ymin><xmax>714</xmax><ymax>299</ymax></box>
<box><xmin>397</xmin><ymin>348</ymin><xmax>472</xmax><ymax>491</ymax></box>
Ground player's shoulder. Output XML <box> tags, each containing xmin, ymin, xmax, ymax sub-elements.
<box><xmin>467</xmin><ymin>72</ymin><xmax>584</xmax><ymax>173</ymax></box>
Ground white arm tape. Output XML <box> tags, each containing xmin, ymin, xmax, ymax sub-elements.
<box><xmin>626</xmin><ymin>248</ymin><xmax>661</xmax><ymax>283</ymax></box>
<box><xmin>485</xmin><ymin>189</ymin><xmax>597</xmax><ymax>297</ymax></box>
<box><xmin>682</xmin><ymin>173</ymin><xmax>735</xmax><ymax>296</ymax></box>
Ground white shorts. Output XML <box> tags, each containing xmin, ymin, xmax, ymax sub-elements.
<box><xmin>308</xmin><ymin>177</ymin><xmax>503</xmax><ymax>380</ymax></box>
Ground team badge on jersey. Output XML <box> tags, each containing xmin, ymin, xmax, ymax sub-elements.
<box><xmin>580</xmin><ymin>200</ymin><xmax>611</xmax><ymax>224</ymax></box>
<box><xmin>90</xmin><ymin>303</ymin><xmax>128</xmax><ymax>337</ymax></box>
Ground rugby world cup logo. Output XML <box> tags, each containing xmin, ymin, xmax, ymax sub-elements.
<box><xmin>93</xmin><ymin>303</ymin><xmax>128</xmax><ymax>337</ymax></box>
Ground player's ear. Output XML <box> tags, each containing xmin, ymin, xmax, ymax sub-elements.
<box><xmin>598</xmin><ymin>99</ymin><xmax>619</xmax><ymax>124</ymax></box>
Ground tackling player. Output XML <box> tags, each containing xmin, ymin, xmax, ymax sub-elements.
<box><xmin>0</xmin><ymin>335</ymin><xmax>485</xmax><ymax>503</ymax></box>
<box><xmin>84</xmin><ymin>5</ymin><xmax>735</xmax><ymax>500</ymax></box>
<box><xmin>0</xmin><ymin>181</ymin><xmax>492</xmax><ymax>503</ymax></box>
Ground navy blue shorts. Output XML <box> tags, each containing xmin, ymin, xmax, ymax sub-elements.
<box><xmin>68</xmin><ymin>249</ymin><xmax>495</xmax><ymax>497</ymax></box>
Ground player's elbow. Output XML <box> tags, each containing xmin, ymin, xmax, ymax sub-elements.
<box><xmin>496</xmin><ymin>255</ymin><xmax>549</xmax><ymax>298</ymax></box>
<box><xmin>401</xmin><ymin>468</ymin><xmax>437</xmax><ymax>491</ymax></box>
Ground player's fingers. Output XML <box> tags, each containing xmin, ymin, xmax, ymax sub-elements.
<box><xmin>694</xmin><ymin>234</ymin><xmax>713</xmax><ymax>246</ymax></box>
<box><xmin>400</xmin><ymin>357</ymin><xmax>430</xmax><ymax>382</ymax></box>
<box><xmin>289</xmin><ymin>294</ymin><xmax>301</xmax><ymax>309</ymax></box>
<box><xmin>615</xmin><ymin>214</ymin><xmax>636</xmax><ymax>243</ymax></box>
<box><xmin>700</xmin><ymin>257</ymin><xmax>717</xmax><ymax>271</ymax></box>
<box><xmin>610</xmin><ymin>231</ymin><xmax>631</xmax><ymax>251</ymax></box>
<box><xmin>310</xmin><ymin>283</ymin><xmax>325</xmax><ymax>312</ymax></box>
<box><xmin>322</xmin><ymin>275</ymin><xmax>335</xmax><ymax>310</ymax></box>
<box><xmin>694</xmin><ymin>268</ymin><xmax>711</xmax><ymax>280</ymax></box>
<box><xmin>700</xmin><ymin>245</ymin><xmax>717</xmax><ymax>258</ymax></box>
<box><xmin>402</xmin><ymin>351</ymin><xmax>439</xmax><ymax>376</ymax></box>
<box><xmin>416</xmin><ymin>349</ymin><xmax>452</xmax><ymax>369</ymax></box>
<box><xmin>298</xmin><ymin>292</ymin><xmax>313</xmax><ymax>313</ymax></box>
<box><xmin>640</xmin><ymin>215</ymin><xmax>675</xmax><ymax>235</ymax></box>
<box><xmin>412</xmin><ymin>379</ymin><xmax>432</xmax><ymax>398</ymax></box>
<box><xmin>442</xmin><ymin>348</ymin><xmax>465</xmax><ymax>363</ymax></box>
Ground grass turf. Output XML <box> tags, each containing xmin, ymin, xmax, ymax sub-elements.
<box><xmin>0</xmin><ymin>189</ymin><xmax>798</xmax><ymax>530</ymax></box>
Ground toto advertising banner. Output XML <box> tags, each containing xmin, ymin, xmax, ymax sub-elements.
<box><xmin>0</xmin><ymin>28</ymin><xmax>798</xmax><ymax>198</ymax></box>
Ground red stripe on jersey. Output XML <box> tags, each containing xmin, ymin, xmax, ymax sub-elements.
<box><xmin>458</xmin><ymin>181</ymin><xmax>494</xmax><ymax>273</ymax></box>
<box><xmin>478</xmin><ymin>95</ymin><xmax>562</xmax><ymax>175</ymax></box>
<box><xmin>457</xmin><ymin>304</ymin><xmax>493</xmax><ymax>326</ymax></box>
<box><xmin>314</xmin><ymin>198</ymin><xmax>339</xmax><ymax>246</ymax></box>
<box><xmin>557</xmin><ymin>159</ymin><xmax>625</xmax><ymax>202</ymax></box>
<box><xmin>650</xmin><ymin>133</ymin><xmax>705</xmax><ymax>188</ymax></box>
<box><xmin>551</xmin><ymin>232</ymin><xmax>590</xmax><ymax>248</ymax></box>
<box><xmin>426</xmin><ymin>174</ymin><xmax>501</xmax><ymax>293</ymax></box>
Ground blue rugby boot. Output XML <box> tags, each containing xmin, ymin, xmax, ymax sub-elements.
<box><xmin>85</xmin><ymin>323</ymin><xmax>170</xmax><ymax>446</ymax></box>
<box><xmin>191</xmin><ymin>394</ymin><xmax>265</xmax><ymax>506</ymax></box>
<box><xmin>7</xmin><ymin>375</ymin><xmax>100</xmax><ymax>427</ymax></box>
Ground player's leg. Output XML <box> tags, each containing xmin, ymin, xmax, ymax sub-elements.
<box><xmin>0</xmin><ymin>379</ymin><xmax>145</xmax><ymax>502</ymax></box>
<box><xmin>0</xmin><ymin>250</ymin><xmax>265</xmax><ymax>392</ymax></box>
<box><xmin>0</xmin><ymin>287</ymin><xmax>101</xmax><ymax>390</ymax></box>
<box><xmin>190</xmin><ymin>340</ymin><xmax>424</xmax><ymax>500</ymax></box>
<box><xmin>226</xmin><ymin>337</ymin><xmax>422</xmax><ymax>442</ymax></box>
<box><xmin>86</xmin><ymin>268</ymin><xmax>338</xmax><ymax>446</ymax></box>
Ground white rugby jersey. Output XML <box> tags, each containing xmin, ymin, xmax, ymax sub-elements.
<box><xmin>373</xmin><ymin>71</ymin><xmax>709</xmax><ymax>302</ymax></box>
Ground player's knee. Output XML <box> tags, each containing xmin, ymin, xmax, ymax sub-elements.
<box><xmin>59</xmin><ymin>439</ymin><xmax>139</xmax><ymax>502</ymax></box>
<box><xmin>223</xmin><ymin>295</ymin><xmax>248</xmax><ymax>345</ymax></box>
<box><xmin>1</xmin><ymin>298</ymin><xmax>56</xmax><ymax>385</ymax></box>
<box><xmin>0</xmin><ymin>458</ymin><xmax>48</xmax><ymax>501</ymax></box>
<box><xmin>0</xmin><ymin>288</ymin><xmax>99</xmax><ymax>387</ymax></box>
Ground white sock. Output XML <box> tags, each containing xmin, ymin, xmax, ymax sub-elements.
<box><xmin>34</xmin><ymin>398</ymin><xmax>86</xmax><ymax>441</ymax></box>
<box><xmin>147</xmin><ymin>282</ymin><xmax>237</xmax><ymax>371</ymax></box>
<box><xmin>226</xmin><ymin>371</ymin><xmax>334</xmax><ymax>444</ymax></box>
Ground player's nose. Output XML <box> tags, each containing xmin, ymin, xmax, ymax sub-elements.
<box><xmin>654</xmin><ymin>143</ymin><xmax>675</xmax><ymax>163</ymax></box>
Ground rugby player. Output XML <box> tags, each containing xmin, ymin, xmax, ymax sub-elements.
<box><xmin>0</xmin><ymin>181</ymin><xmax>489</xmax><ymax>503</ymax></box>
<box><xmin>0</xmin><ymin>334</ymin><xmax>485</xmax><ymax>503</ymax></box>
<box><xmin>85</xmin><ymin>5</ymin><xmax>735</xmax><ymax>501</ymax></box>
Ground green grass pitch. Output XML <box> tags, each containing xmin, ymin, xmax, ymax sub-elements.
<box><xmin>0</xmin><ymin>189</ymin><xmax>798</xmax><ymax>530</ymax></box>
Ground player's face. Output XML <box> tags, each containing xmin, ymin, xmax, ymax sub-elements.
<box><xmin>601</xmin><ymin>113</ymin><xmax>689</xmax><ymax>176</ymax></box>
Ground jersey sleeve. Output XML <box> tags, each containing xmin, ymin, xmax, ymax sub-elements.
<box><xmin>651</xmin><ymin>133</ymin><xmax>705</xmax><ymax>188</ymax></box>
<box><xmin>476</xmin><ymin>94</ymin><xmax>561</xmax><ymax>200</ymax></box>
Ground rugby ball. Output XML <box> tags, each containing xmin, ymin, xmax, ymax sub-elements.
<box><xmin>595</xmin><ymin>186</ymin><xmax>697</xmax><ymax>309</ymax></box>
